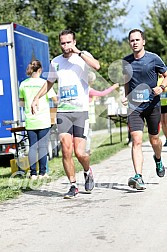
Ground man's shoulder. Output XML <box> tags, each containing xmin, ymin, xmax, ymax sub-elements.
<box><xmin>51</xmin><ymin>54</ymin><xmax>63</xmax><ymax>63</ymax></box>
<box><xmin>145</xmin><ymin>50</ymin><xmax>159</xmax><ymax>58</ymax></box>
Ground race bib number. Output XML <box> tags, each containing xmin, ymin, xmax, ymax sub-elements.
<box><xmin>132</xmin><ymin>89</ymin><xmax>150</xmax><ymax>103</ymax></box>
<box><xmin>60</xmin><ymin>85</ymin><xmax>78</xmax><ymax>100</ymax></box>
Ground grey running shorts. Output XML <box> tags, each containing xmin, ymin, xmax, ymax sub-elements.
<box><xmin>57</xmin><ymin>111</ymin><xmax>89</xmax><ymax>138</ymax></box>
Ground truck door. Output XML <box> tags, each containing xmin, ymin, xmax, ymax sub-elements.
<box><xmin>0</xmin><ymin>23</ymin><xmax>19</xmax><ymax>144</ymax></box>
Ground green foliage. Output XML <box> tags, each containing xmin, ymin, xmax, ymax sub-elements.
<box><xmin>142</xmin><ymin>0</ymin><xmax>167</xmax><ymax>63</ymax></box>
<box><xmin>0</xmin><ymin>0</ymin><xmax>131</xmax><ymax>85</ymax></box>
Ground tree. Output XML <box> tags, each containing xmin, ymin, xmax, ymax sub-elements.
<box><xmin>141</xmin><ymin>0</ymin><xmax>167</xmax><ymax>63</ymax></box>
<box><xmin>0</xmin><ymin>0</ymin><xmax>131</xmax><ymax>85</ymax></box>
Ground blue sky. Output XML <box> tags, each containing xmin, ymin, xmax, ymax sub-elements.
<box><xmin>112</xmin><ymin>0</ymin><xmax>155</xmax><ymax>40</ymax></box>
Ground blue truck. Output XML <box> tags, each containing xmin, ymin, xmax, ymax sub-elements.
<box><xmin>0</xmin><ymin>22</ymin><xmax>58</xmax><ymax>163</ymax></box>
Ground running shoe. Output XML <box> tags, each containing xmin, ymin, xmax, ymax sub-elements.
<box><xmin>128</xmin><ymin>174</ymin><xmax>146</xmax><ymax>190</ymax></box>
<box><xmin>64</xmin><ymin>185</ymin><xmax>79</xmax><ymax>199</ymax></box>
<box><xmin>153</xmin><ymin>155</ymin><xmax>165</xmax><ymax>177</ymax></box>
<box><xmin>38</xmin><ymin>173</ymin><xmax>50</xmax><ymax>179</ymax></box>
<box><xmin>30</xmin><ymin>175</ymin><xmax>38</xmax><ymax>180</ymax></box>
<box><xmin>84</xmin><ymin>168</ymin><xmax>94</xmax><ymax>192</ymax></box>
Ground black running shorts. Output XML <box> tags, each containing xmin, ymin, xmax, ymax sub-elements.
<box><xmin>161</xmin><ymin>105</ymin><xmax>167</xmax><ymax>114</ymax></box>
<box><xmin>128</xmin><ymin>106</ymin><xmax>161</xmax><ymax>135</ymax></box>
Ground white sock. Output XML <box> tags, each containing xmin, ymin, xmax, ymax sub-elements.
<box><xmin>71</xmin><ymin>182</ymin><xmax>77</xmax><ymax>188</ymax></box>
<box><xmin>84</xmin><ymin>169</ymin><xmax>91</xmax><ymax>175</ymax></box>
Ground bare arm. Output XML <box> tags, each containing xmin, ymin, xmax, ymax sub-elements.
<box><xmin>122</xmin><ymin>75</ymin><xmax>129</xmax><ymax>106</ymax></box>
<box><xmin>89</xmin><ymin>83</ymin><xmax>119</xmax><ymax>97</ymax></box>
<box><xmin>70</xmin><ymin>44</ymin><xmax>100</xmax><ymax>70</ymax></box>
<box><xmin>78</xmin><ymin>53</ymin><xmax>100</xmax><ymax>70</ymax></box>
<box><xmin>31</xmin><ymin>80</ymin><xmax>54</xmax><ymax>114</ymax></box>
<box><xmin>51</xmin><ymin>96</ymin><xmax>58</xmax><ymax>107</ymax></box>
<box><xmin>19</xmin><ymin>98</ymin><xmax>25</xmax><ymax>107</ymax></box>
<box><xmin>153</xmin><ymin>71</ymin><xmax>167</xmax><ymax>95</ymax></box>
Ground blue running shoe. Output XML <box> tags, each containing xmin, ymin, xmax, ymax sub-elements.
<box><xmin>153</xmin><ymin>155</ymin><xmax>165</xmax><ymax>177</ymax></box>
<box><xmin>128</xmin><ymin>174</ymin><xmax>146</xmax><ymax>190</ymax></box>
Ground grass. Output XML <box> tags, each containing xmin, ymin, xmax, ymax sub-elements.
<box><xmin>0</xmin><ymin>128</ymin><xmax>148</xmax><ymax>202</ymax></box>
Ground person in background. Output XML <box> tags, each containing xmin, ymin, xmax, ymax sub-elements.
<box><xmin>122</xmin><ymin>29</ymin><xmax>167</xmax><ymax>190</ymax></box>
<box><xmin>86</xmin><ymin>71</ymin><xmax>119</xmax><ymax>154</ymax></box>
<box><xmin>31</xmin><ymin>29</ymin><xmax>100</xmax><ymax>198</ymax></box>
<box><xmin>158</xmin><ymin>74</ymin><xmax>167</xmax><ymax>146</ymax></box>
<box><xmin>19</xmin><ymin>60</ymin><xmax>57</xmax><ymax>180</ymax></box>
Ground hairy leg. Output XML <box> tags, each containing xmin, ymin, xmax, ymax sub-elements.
<box><xmin>131</xmin><ymin>130</ymin><xmax>143</xmax><ymax>175</ymax></box>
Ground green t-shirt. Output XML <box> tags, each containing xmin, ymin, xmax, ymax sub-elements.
<box><xmin>19</xmin><ymin>78</ymin><xmax>56</xmax><ymax>130</ymax></box>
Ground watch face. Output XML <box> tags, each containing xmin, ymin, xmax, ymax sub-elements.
<box><xmin>79</xmin><ymin>51</ymin><xmax>84</xmax><ymax>56</ymax></box>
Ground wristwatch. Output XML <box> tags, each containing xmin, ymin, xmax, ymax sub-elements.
<box><xmin>160</xmin><ymin>85</ymin><xmax>165</xmax><ymax>91</ymax></box>
<box><xmin>78</xmin><ymin>51</ymin><xmax>84</xmax><ymax>57</ymax></box>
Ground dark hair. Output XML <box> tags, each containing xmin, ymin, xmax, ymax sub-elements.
<box><xmin>128</xmin><ymin>29</ymin><xmax>145</xmax><ymax>40</ymax></box>
<box><xmin>59</xmin><ymin>29</ymin><xmax>76</xmax><ymax>41</ymax></box>
<box><xmin>26</xmin><ymin>60</ymin><xmax>42</xmax><ymax>76</ymax></box>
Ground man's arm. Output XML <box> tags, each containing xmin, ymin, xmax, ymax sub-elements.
<box><xmin>31</xmin><ymin>80</ymin><xmax>54</xmax><ymax>114</ymax></box>
<box><xmin>78</xmin><ymin>52</ymin><xmax>100</xmax><ymax>70</ymax></box>
<box><xmin>153</xmin><ymin>71</ymin><xmax>167</xmax><ymax>95</ymax></box>
<box><xmin>70</xmin><ymin>44</ymin><xmax>100</xmax><ymax>70</ymax></box>
<box><xmin>122</xmin><ymin>75</ymin><xmax>129</xmax><ymax>106</ymax></box>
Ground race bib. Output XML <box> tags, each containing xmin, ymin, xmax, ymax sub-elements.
<box><xmin>60</xmin><ymin>85</ymin><xmax>78</xmax><ymax>100</ymax></box>
<box><xmin>132</xmin><ymin>89</ymin><xmax>150</xmax><ymax>102</ymax></box>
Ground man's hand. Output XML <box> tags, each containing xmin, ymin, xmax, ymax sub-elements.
<box><xmin>31</xmin><ymin>98</ymin><xmax>39</xmax><ymax>114</ymax></box>
<box><xmin>152</xmin><ymin>86</ymin><xmax>164</xmax><ymax>96</ymax></box>
<box><xmin>122</xmin><ymin>97</ymin><xmax>128</xmax><ymax>106</ymax></box>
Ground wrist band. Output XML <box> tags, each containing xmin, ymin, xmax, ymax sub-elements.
<box><xmin>78</xmin><ymin>51</ymin><xmax>84</xmax><ymax>57</ymax></box>
<box><xmin>160</xmin><ymin>85</ymin><xmax>165</xmax><ymax>91</ymax></box>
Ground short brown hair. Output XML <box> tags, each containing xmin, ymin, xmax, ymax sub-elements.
<box><xmin>59</xmin><ymin>29</ymin><xmax>76</xmax><ymax>41</ymax></box>
<box><xmin>128</xmin><ymin>29</ymin><xmax>145</xmax><ymax>40</ymax></box>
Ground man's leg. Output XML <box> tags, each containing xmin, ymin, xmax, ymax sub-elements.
<box><xmin>161</xmin><ymin>112</ymin><xmax>167</xmax><ymax>145</ymax></box>
<box><xmin>127</xmin><ymin>109</ymin><xmax>146</xmax><ymax>190</ymax></box>
<box><xmin>131</xmin><ymin>130</ymin><xmax>143</xmax><ymax>175</ymax></box>
<box><xmin>147</xmin><ymin>106</ymin><xmax>165</xmax><ymax>177</ymax></box>
<box><xmin>149</xmin><ymin>133</ymin><xmax>162</xmax><ymax>159</ymax></box>
<box><xmin>60</xmin><ymin>133</ymin><xmax>79</xmax><ymax>199</ymax></box>
<box><xmin>149</xmin><ymin>133</ymin><xmax>165</xmax><ymax>177</ymax></box>
<box><xmin>60</xmin><ymin>133</ymin><xmax>76</xmax><ymax>183</ymax></box>
<box><xmin>128</xmin><ymin>130</ymin><xmax>146</xmax><ymax>190</ymax></box>
<box><xmin>73</xmin><ymin>136</ymin><xmax>94</xmax><ymax>192</ymax></box>
<box><xmin>73</xmin><ymin>136</ymin><xmax>90</xmax><ymax>171</ymax></box>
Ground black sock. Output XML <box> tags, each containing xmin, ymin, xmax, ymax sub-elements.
<box><xmin>154</xmin><ymin>156</ymin><xmax>161</xmax><ymax>162</ymax></box>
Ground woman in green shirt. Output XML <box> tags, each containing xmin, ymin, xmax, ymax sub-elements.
<box><xmin>19</xmin><ymin>60</ymin><xmax>57</xmax><ymax>179</ymax></box>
